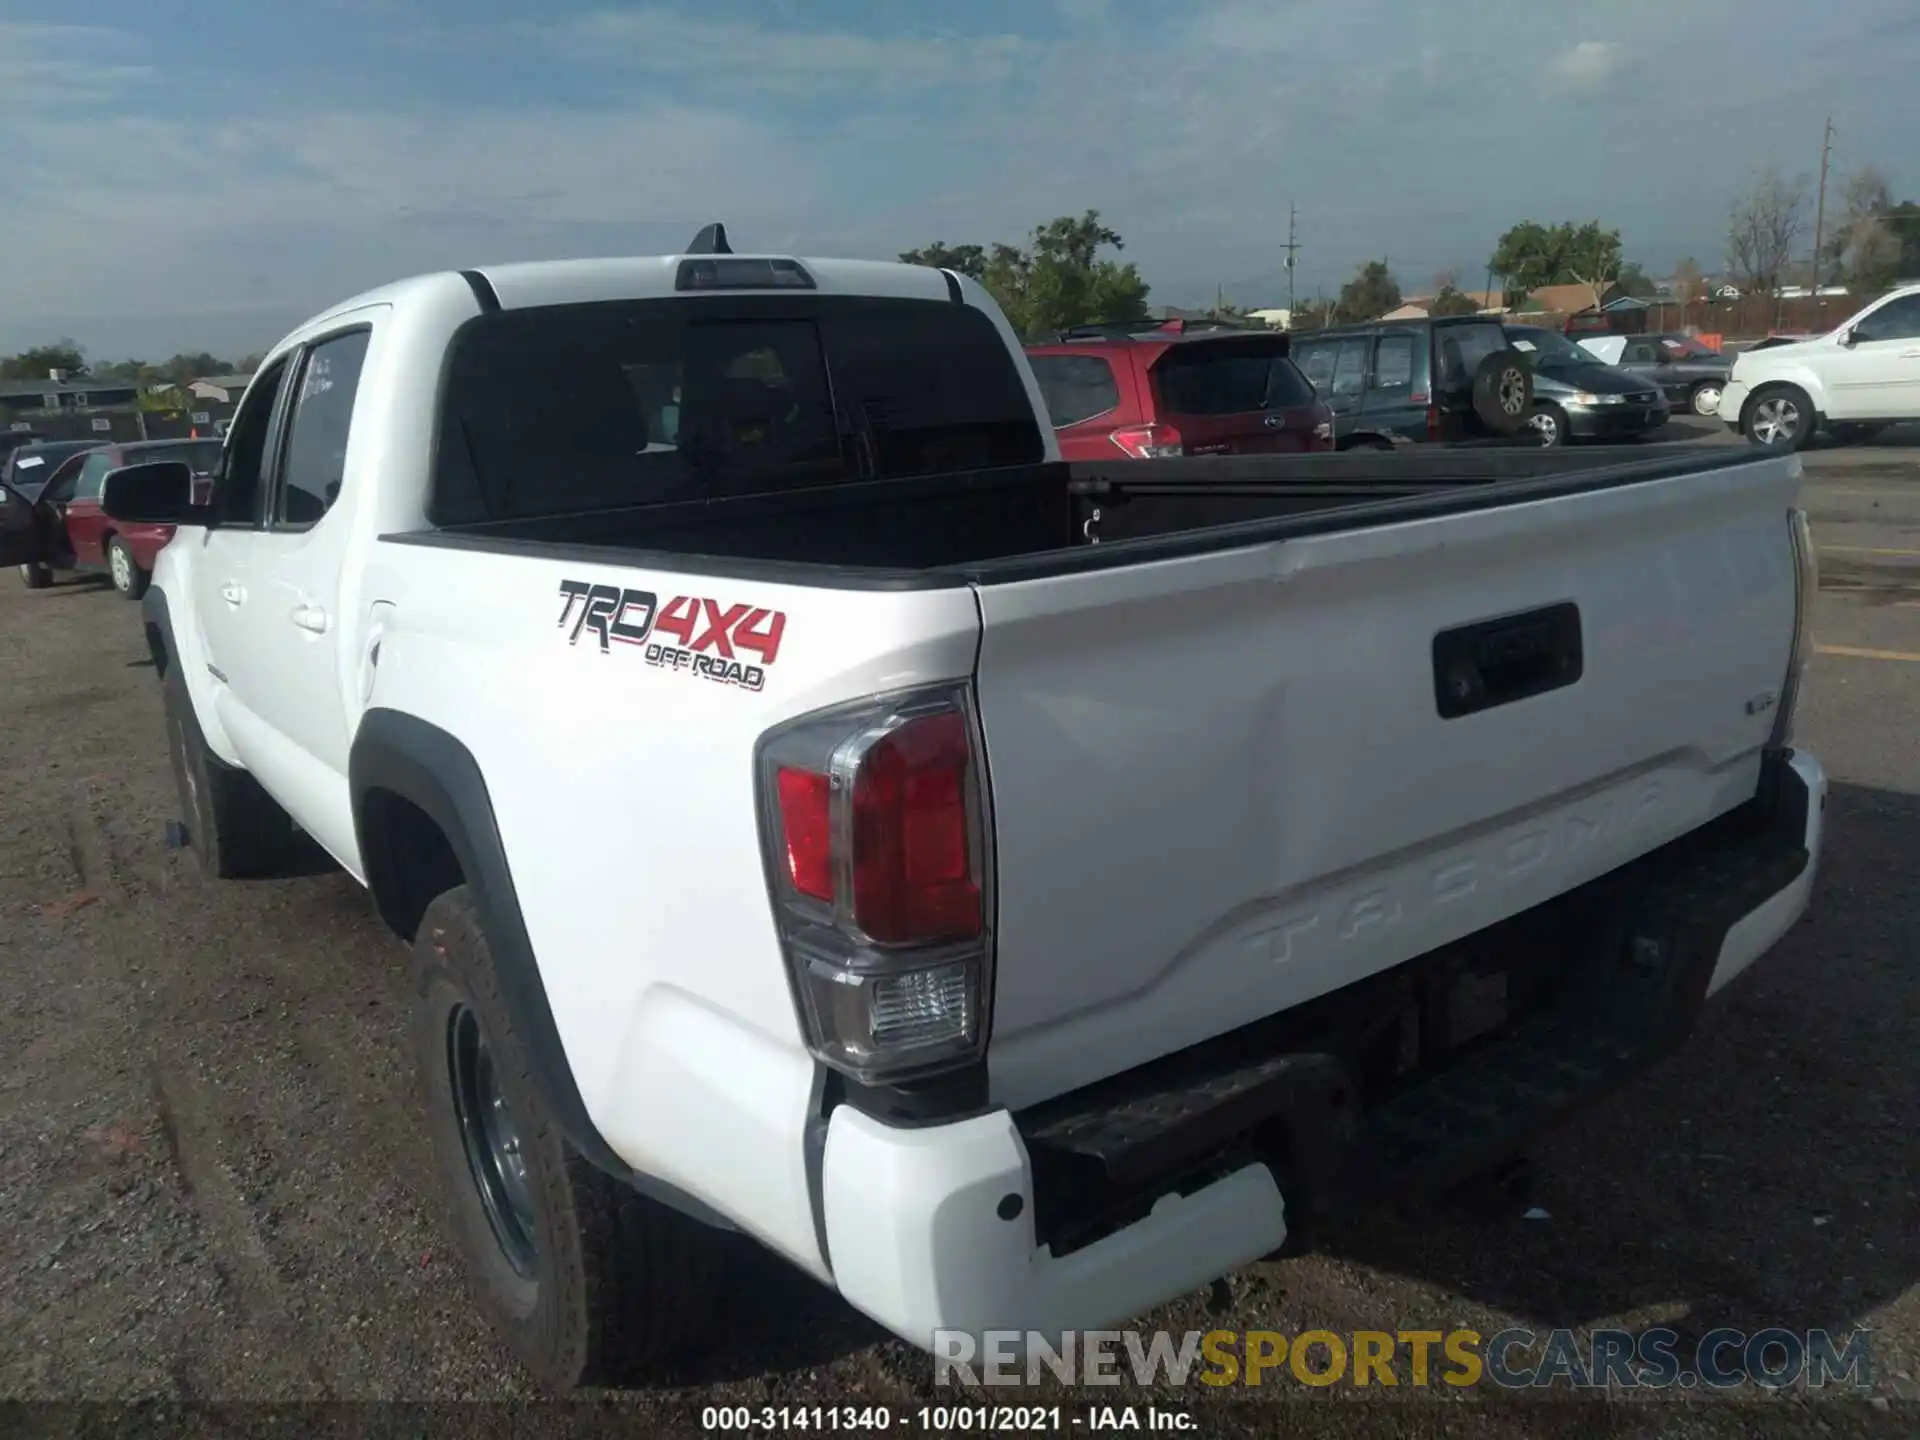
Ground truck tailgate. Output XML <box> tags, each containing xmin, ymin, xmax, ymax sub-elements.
<box><xmin>973</xmin><ymin>455</ymin><xmax>1801</xmax><ymax>1109</ymax></box>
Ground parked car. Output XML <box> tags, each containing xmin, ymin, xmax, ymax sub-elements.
<box><xmin>1719</xmin><ymin>284</ymin><xmax>1920</xmax><ymax>451</ymax></box>
<box><xmin>0</xmin><ymin>430</ymin><xmax>47</xmax><ymax>461</ymax></box>
<box><xmin>19</xmin><ymin>437</ymin><xmax>223</xmax><ymax>596</ymax></box>
<box><xmin>1578</xmin><ymin>332</ymin><xmax>1732</xmax><ymax>416</ymax></box>
<box><xmin>1502</xmin><ymin>326</ymin><xmax>1671</xmax><ymax>447</ymax></box>
<box><xmin>51</xmin><ymin>237</ymin><xmax>1823</xmax><ymax>1393</ymax></box>
<box><xmin>1025</xmin><ymin>320</ymin><xmax>1334</xmax><ymax>458</ymax></box>
<box><xmin>0</xmin><ymin>437</ymin><xmax>98</xmax><ymax>503</ymax></box>
<box><xmin>1285</xmin><ymin>315</ymin><xmax>1537</xmax><ymax>448</ymax></box>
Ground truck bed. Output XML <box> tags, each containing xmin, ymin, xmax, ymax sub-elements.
<box><xmin>384</xmin><ymin>444</ymin><xmax>1774</xmax><ymax>584</ymax></box>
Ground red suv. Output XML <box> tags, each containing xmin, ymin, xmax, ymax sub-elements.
<box><xmin>19</xmin><ymin>438</ymin><xmax>223</xmax><ymax>598</ymax></box>
<box><xmin>1025</xmin><ymin>320</ymin><xmax>1332</xmax><ymax>460</ymax></box>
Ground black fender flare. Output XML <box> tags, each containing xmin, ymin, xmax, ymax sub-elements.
<box><xmin>349</xmin><ymin>708</ymin><xmax>730</xmax><ymax>1227</ymax></box>
<box><xmin>142</xmin><ymin>585</ymin><xmax>177</xmax><ymax>677</ymax></box>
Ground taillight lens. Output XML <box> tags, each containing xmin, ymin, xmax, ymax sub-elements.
<box><xmin>775</xmin><ymin>767</ymin><xmax>832</xmax><ymax>900</ymax></box>
<box><xmin>756</xmin><ymin>684</ymin><xmax>993</xmax><ymax>1082</ymax></box>
<box><xmin>1110</xmin><ymin>423</ymin><xmax>1183</xmax><ymax>458</ymax></box>
<box><xmin>849</xmin><ymin>711</ymin><xmax>979</xmax><ymax>944</ymax></box>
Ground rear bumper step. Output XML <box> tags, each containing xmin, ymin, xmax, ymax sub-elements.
<box><xmin>1015</xmin><ymin>749</ymin><xmax>1817</xmax><ymax>1256</ymax></box>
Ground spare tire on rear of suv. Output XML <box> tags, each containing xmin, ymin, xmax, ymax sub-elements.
<box><xmin>1472</xmin><ymin>349</ymin><xmax>1534</xmax><ymax>436</ymax></box>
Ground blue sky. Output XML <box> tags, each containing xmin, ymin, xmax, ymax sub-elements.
<box><xmin>2</xmin><ymin>0</ymin><xmax>1916</xmax><ymax>358</ymax></box>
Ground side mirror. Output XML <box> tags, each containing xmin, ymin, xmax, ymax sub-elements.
<box><xmin>101</xmin><ymin>460</ymin><xmax>199</xmax><ymax>525</ymax></box>
<box><xmin>1839</xmin><ymin>327</ymin><xmax>1860</xmax><ymax>348</ymax></box>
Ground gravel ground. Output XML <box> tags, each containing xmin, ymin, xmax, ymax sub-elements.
<box><xmin>2</xmin><ymin>450</ymin><xmax>1916</xmax><ymax>1437</ymax></box>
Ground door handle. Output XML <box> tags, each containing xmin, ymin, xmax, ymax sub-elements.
<box><xmin>1899</xmin><ymin>348</ymin><xmax>1920</xmax><ymax>359</ymax></box>
<box><xmin>221</xmin><ymin>582</ymin><xmax>245</xmax><ymax>606</ymax></box>
<box><xmin>291</xmin><ymin>603</ymin><xmax>330</xmax><ymax>635</ymax></box>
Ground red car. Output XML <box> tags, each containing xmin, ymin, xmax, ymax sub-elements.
<box><xmin>1025</xmin><ymin>319</ymin><xmax>1332</xmax><ymax>460</ymax></box>
<box><xmin>19</xmin><ymin>438</ymin><xmax>222</xmax><ymax>598</ymax></box>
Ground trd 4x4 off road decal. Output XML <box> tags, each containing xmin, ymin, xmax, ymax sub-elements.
<box><xmin>556</xmin><ymin>580</ymin><xmax>786</xmax><ymax>692</ymax></box>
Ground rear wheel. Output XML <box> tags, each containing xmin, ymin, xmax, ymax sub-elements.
<box><xmin>107</xmin><ymin>535</ymin><xmax>149</xmax><ymax>600</ymax></box>
<box><xmin>1742</xmin><ymin>384</ymin><xmax>1815</xmax><ymax>452</ymax></box>
<box><xmin>20</xmin><ymin>562</ymin><xmax>51</xmax><ymax>590</ymax></box>
<box><xmin>1688</xmin><ymin>381</ymin><xmax>1724</xmax><ymax>417</ymax></box>
<box><xmin>413</xmin><ymin>887</ymin><xmax>725</xmax><ymax>1390</ymax></box>
<box><xmin>163</xmin><ymin>658</ymin><xmax>296</xmax><ymax>878</ymax></box>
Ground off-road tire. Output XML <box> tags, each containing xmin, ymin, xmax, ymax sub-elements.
<box><xmin>412</xmin><ymin>886</ymin><xmax>725</xmax><ymax>1391</ymax></box>
<box><xmin>1472</xmin><ymin>348</ymin><xmax>1535</xmax><ymax>436</ymax></box>
<box><xmin>162</xmin><ymin>658</ymin><xmax>296</xmax><ymax>878</ymax></box>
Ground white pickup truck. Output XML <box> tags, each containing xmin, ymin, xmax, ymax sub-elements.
<box><xmin>13</xmin><ymin>229</ymin><xmax>1827</xmax><ymax>1391</ymax></box>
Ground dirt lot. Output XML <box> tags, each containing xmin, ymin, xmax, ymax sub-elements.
<box><xmin>2</xmin><ymin>446</ymin><xmax>1917</xmax><ymax>1437</ymax></box>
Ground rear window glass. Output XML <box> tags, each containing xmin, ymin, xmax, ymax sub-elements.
<box><xmin>1152</xmin><ymin>345</ymin><xmax>1317</xmax><ymax>415</ymax></box>
<box><xmin>1435</xmin><ymin>322</ymin><xmax>1508</xmax><ymax>386</ymax></box>
<box><xmin>434</xmin><ymin>296</ymin><xmax>1044</xmax><ymax>523</ymax></box>
<box><xmin>1029</xmin><ymin>354</ymin><xmax>1121</xmax><ymax>427</ymax></box>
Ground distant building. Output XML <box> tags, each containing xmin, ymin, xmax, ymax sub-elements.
<box><xmin>0</xmin><ymin>375</ymin><xmax>144</xmax><ymax>443</ymax></box>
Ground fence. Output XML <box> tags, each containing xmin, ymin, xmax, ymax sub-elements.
<box><xmin>4</xmin><ymin>401</ymin><xmax>235</xmax><ymax>444</ymax></box>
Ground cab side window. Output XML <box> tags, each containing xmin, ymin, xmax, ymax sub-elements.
<box><xmin>215</xmin><ymin>359</ymin><xmax>289</xmax><ymax>527</ymax></box>
<box><xmin>273</xmin><ymin>330</ymin><xmax>371</xmax><ymax>529</ymax></box>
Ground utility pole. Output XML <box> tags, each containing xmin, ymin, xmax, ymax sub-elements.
<box><xmin>1810</xmin><ymin>114</ymin><xmax>1835</xmax><ymax>299</ymax></box>
<box><xmin>1282</xmin><ymin>203</ymin><xmax>1300</xmax><ymax>319</ymax></box>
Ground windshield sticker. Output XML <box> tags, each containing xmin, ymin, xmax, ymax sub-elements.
<box><xmin>556</xmin><ymin>579</ymin><xmax>785</xmax><ymax>692</ymax></box>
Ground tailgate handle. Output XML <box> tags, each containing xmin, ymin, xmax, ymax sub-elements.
<box><xmin>1433</xmin><ymin>602</ymin><xmax>1582</xmax><ymax>719</ymax></box>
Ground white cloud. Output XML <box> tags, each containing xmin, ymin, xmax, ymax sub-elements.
<box><xmin>1</xmin><ymin>0</ymin><xmax>1917</xmax><ymax>356</ymax></box>
<box><xmin>1547</xmin><ymin>39</ymin><xmax>1624</xmax><ymax>91</ymax></box>
<box><xmin>547</xmin><ymin>10</ymin><xmax>1035</xmax><ymax>97</ymax></box>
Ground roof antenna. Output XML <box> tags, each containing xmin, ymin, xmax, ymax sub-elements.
<box><xmin>687</xmin><ymin>223</ymin><xmax>732</xmax><ymax>255</ymax></box>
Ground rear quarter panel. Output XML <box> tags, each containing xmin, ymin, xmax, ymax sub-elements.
<box><xmin>358</xmin><ymin>539</ymin><xmax>982</xmax><ymax>1266</ymax></box>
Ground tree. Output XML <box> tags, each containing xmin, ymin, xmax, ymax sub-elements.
<box><xmin>1430</xmin><ymin>285</ymin><xmax>1480</xmax><ymax>317</ymax></box>
<box><xmin>1725</xmin><ymin>165</ymin><xmax>1810</xmax><ymax>297</ymax></box>
<box><xmin>1615</xmin><ymin>262</ymin><xmax>1658</xmax><ymax>299</ymax></box>
<box><xmin>1822</xmin><ymin>168</ymin><xmax>1920</xmax><ymax>290</ymax></box>
<box><xmin>1670</xmin><ymin>257</ymin><xmax>1706</xmax><ymax>302</ymax></box>
<box><xmin>1336</xmin><ymin>260</ymin><xmax>1401</xmax><ymax>321</ymax></box>
<box><xmin>902</xmin><ymin>211</ymin><xmax>1150</xmax><ymax>337</ymax></box>
<box><xmin>0</xmin><ymin>341</ymin><xmax>88</xmax><ymax>381</ymax></box>
<box><xmin>896</xmin><ymin>241</ymin><xmax>987</xmax><ymax>281</ymax></box>
<box><xmin>1489</xmin><ymin>220</ymin><xmax>1623</xmax><ymax>304</ymax></box>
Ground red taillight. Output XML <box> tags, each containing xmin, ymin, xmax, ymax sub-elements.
<box><xmin>1110</xmin><ymin>423</ymin><xmax>1183</xmax><ymax>459</ymax></box>
<box><xmin>775</xmin><ymin>766</ymin><xmax>832</xmax><ymax>900</ymax></box>
<box><xmin>758</xmin><ymin>684</ymin><xmax>992</xmax><ymax>1081</ymax></box>
<box><xmin>1426</xmin><ymin>405</ymin><xmax>1440</xmax><ymax>441</ymax></box>
<box><xmin>850</xmin><ymin>712</ymin><xmax>979</xmax><ymax>944</ymax></box>
<box><xmin>770</xmin><ymin>707</ymin><xmax>982</xmax><ymax>945</ymax></box>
